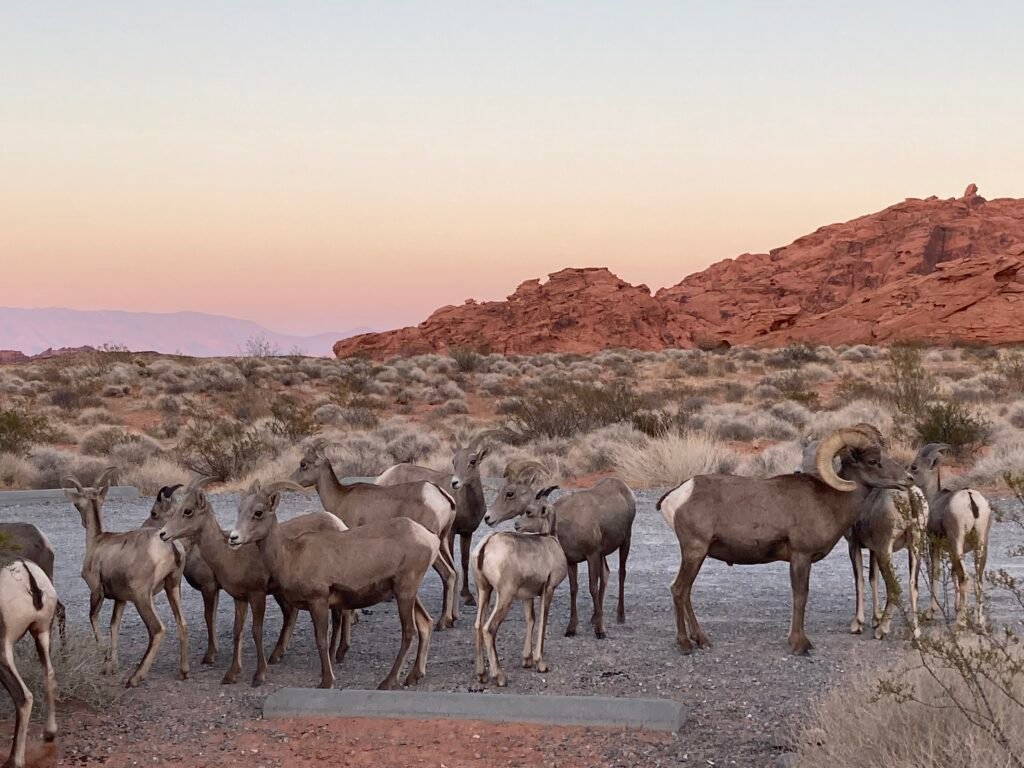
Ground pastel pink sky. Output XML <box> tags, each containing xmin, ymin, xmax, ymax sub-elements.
<box><xmin>2</xmin><ymin>3</ymin><xmax>1023</xmax><ymax>335</ymax></box>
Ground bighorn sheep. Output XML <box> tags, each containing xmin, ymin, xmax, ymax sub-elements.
<box><xmin>658</xmin><ymin>426</ymin><xmax>908</xmax><ymax>654</ymax></box>
<box><xmin>472</xmin><ymin>486</ymin><xmax>567</xmax><ymax>687</ymax></box>
<box><xmin>157</xmin><ymin>477</ymin><xmax>347</xmax><ymax>686</ymax></box>
<box><xmin>291</xmin><ymin>440</ymin><xmax>458</xmax><ymax>628</ymax></box>
<box><xmin>798</xmin><ymin>429</ymin><xmax>928</xmax><ymax>640</ymax></box>
<box><xmin>64</xmin><ymin>468</ymin><xmax>189</xmax><ymax>686</ymax></box>
<box><xmin>485</xmin><ymin>462</ymin><xmax>636</xmax><ymax>639</ymax></box>
<box><xmin>376</xmin><ymin>431</ymin><xmax>498</xmax><ymax>607</ymax></box>
<box><xmin>0</xmin><ymin>522</ymin><xmax>66</xmax><ymax>642</ymax></box>
<box><xmin>0</xmin><ymin>559</ymin><xmax>58</xmax><ymax>768</ymax></box>
<box><xmin>229</xmin><ymin>480</ymin><xmax>439</xmax><ymax>690</ymax></box>
<box><xmin>909</xmin><ymin>443</ymin><xmax>994</xmax><ymax>627</ymax></box>
<box><xmin>142</xmin><ymin>484</ymin><xmax>221</xmax><ymax>665</ymax></box>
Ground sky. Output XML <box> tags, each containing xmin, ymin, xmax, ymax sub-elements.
<box><xmin>2</xmin><ymin>2</ymin><xmax>1023</xmax><ymax>335</ymax></box>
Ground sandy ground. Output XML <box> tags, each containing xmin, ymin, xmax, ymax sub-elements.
<box><xmin>1</xmin><ymin>485</ymin><xmax>1022</xmax><ymax>767</ymax></box>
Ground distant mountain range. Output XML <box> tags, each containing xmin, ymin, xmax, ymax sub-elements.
<box><xmin>0</xmin><ymin>307</ymin><xmax>369</xmax><ymax>358</ymax></box>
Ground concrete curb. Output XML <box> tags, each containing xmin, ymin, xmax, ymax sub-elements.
<box><xmin>0</xmin><ymin>486</ymin><xmax>140</xmax><ymax>507</ymax></box>
<box><xmin>263</xmin><ymin>688</ymin><xmax>687</xmax><ymax>733</ymax></box>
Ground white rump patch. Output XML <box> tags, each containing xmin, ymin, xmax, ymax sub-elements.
<box><xmin>422</xmin><ymin>482</ymin><xmax>456</xmax><ymax>521</ymax></box>
<box><xmin>659</xmin><ymin>480</ymin><xmax>694</xmax><ymax>528</ymax></box>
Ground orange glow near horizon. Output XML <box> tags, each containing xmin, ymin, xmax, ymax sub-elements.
<box><xmin>2</xmin><ymin>3</ymin><xmax>1023</xmax><ymax>335</ymax></box>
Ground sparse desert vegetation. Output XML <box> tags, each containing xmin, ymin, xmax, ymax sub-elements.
<box><xmin>0</xmin><ymin>343</ymin><xmax>1022</xmax><ymax>492</ymax></box>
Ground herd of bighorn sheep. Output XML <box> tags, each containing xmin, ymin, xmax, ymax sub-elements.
<box><xmin>0</xmin><ymin>419</ymin><xmax>1001</xmax><ymax>767</ymax></box>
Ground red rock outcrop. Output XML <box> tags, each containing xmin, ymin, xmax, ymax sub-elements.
<box><xmin>334</xmin><ymin>186</ymin><xmax>1024</xmax><ymax>358</ymax></box>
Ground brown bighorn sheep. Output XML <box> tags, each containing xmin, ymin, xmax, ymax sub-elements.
<box><xmin>909</xmin><ymin>443</ymin><xmax>994</xmax><ymax>627</ymax></box>
<box><xmin>799</xmin><ymin>430</ymin><xmax>928</xmax><ymax>640</ymax></box>
<box><xmin>229</xmin><ymin>481</ymin><xmax>439</xmax><ymax>690</ymax></box>
<box><xmin>142</xmin><ymin>484</ymin><xmax>221</xmax><ymax>665</ymax></box>
<box><xmin>0</xmin><ymin>559</ymin><xmax>58</xmax><ymax>768</ymax></box>
<box><xmin>486</xmin><ymin>462</ymin><xmax>636</xmax><ymax>639</ymax></box>
<box><xmin>290</xmin><ymin>441</ymin><xmax>458</xmax><ymax>629</ymax></box>
<box><xmin>658</xmin><ymin>426</ymin><xmax>908</xmax><ymax>655</ymax></box>
<box><xmin>0</xmin><ymin>522</ymin><xmax>66</xmax><ymax>642</ymax></box>
<box><xmin>376</xmin><ymin>431</ymin><xmax>499</xmax><ymax>608</ymax></box>
<box><xmin>64</xmin><ymin>468</ymin><xmax>189</xmax><ymax>687</ymax></box>
<box><xmin>157</xmin><ymin>477</ymin><xmax>347</xmax><ymax>686</ymax></box>
<box><xmin>472</xmin><ymin>486</ymin><xmax>567</xmax><ymax>687</ymax></box>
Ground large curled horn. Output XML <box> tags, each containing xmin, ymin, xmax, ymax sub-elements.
<box><xmin>262</xmin><ymin>480</ymin><xmax>310</xmax><ymax>499</ymax></box>
<box><xmin>467</xmin><ymin>429</ymin><xmax>507</xmax><ymax>452</ymax></box>
<box><xmin>849</xmin><ymin>423</ymin><xmax>884</xmax><ymax>446</ymax></box>
<box><xmin>916</xmin><ymin>443</ymin><xmax>951</xmax><ymax>463</ymax></box>
<box><xmin>503</xmin><ymin>459</ymin><xmax>549</xmax><ymax>482</ymax></box>
<box><xmin>814</xmin><ymin>428</ymin><xmax>879</xmax><ymax>492</ymax></box>
<box><xmin>185</xmin><ymin>475</ymin><xmax>218</xmax><ymax>494</ymax></box>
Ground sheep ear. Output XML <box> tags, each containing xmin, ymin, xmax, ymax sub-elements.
<box><xmin>536</xmin><ymin>485</ymin><xmax>559</xmax><ymax>500</ymax></box>
<box><xmin>477</xmin><ymin>446</ymin><xmax>491</xmax><ymax>461</ymax></box>
<box><xmin>267</xmin><ymin>491</ymin><xmax>281</xmax><ymax>509</ymax></box>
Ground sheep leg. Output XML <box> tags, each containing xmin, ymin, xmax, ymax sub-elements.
<box><xmin>106</xmin><ymin>600</ymin><xmax>126</xmax><ymax>674</ymax></box>
<box><xmin>334</xmin><ymin>610</ymin><xmax>352</xmax><ymax>664</ymax></box>
<box><xmin>126</xmin><ymin>596</ymin><xmax>164</xmax><ymax>688</ymax></box>
<box><xmin>565</xmin><ymin>562</ymin><xmax>579</xmax><ymax>637</ymax></box>
<box><xmin>787</xmin><ymin>554</ymin><xmax>813</xmax><ymax>655</ymax></box>
<box><xmin>250</xmin><ymin>592</ymin><xmax>268</xmax><ymax>687</ymax></box>
<box><xmin>403</xmin><ymin>598</ymin><xmax>433</xmax><ymax>687</ymax></box>
<box><xmin>164</xmin><ymin>579</ymin><xmax>190</xmax><ymax>681</ymax></box>
<box><xmin>868</xmin><ymin>552</ymin><xmax>882</xmax><ymax>629</ymax></box>
<box><xmin>474</xmin><ymin>580</ymin><xmax>493</xmax><ymax>683</ymax></box>
<box><xmin>31</xmin><ymin>623</ymin><xmax>57</xmax><ymax>743</ymax></box>
<box><xmin>459</xmin><ymin>533</ymin><xmax>476</xmax><ymax>606</ymax></box>
<box><xmin>848</xmin><ymin>540</ymin><xmax>865</xmax><ymax>634</ymax></box>
<box><xmin>483</xmin><ymin>591</ymin><xmax>515</xmax><ymax>688</ymax></box>
<box><xmin>431</xmin><ymin>551</ymin><xmax>457</xmax><ymax>630</ymax></box>
<box><xmin>673</xmin><ymin>544</ymin><xmax>710</xmax><ymax>651</ymax></box>
<box><xmin>310</xmin><ymin>600</ymin><xmax>335</xmax><ymax>690</ymax></box>
<box><xmin>269</xmin><ymin>597</ymin><xmax>297</xmax><ymax>664</ymax></box>
<box><xmin>617</xmin><ymin>537</ymin><xmax>630</xmax><ymax>625</ymax></box>
<box><xmin>924</xmin><ymin>538</ymin><xmax>942</xmax><ymax>621</ymax></box>
<box><xmin>439</xmin><ymin>522</ymin><xmax>459</xmax><ymax>622</ymax></box>
<box><xmin>222</xmin><ymin>600</ymin><xmax>247</xmax><ymax>685</ymax></box>
<box><xmin>88</xmin><ymin>587</ymin><xmax>104</xmax><ymax>643</ymax></box>
<box><xmin>329</xmin><ymin>609</ymin><xmax>341</xmax><ymax>658</ymax></box>
<box><xmin>535</xmin><ymin>584</ymin><xmax>556</xmax><ymax>673</ymax></box>
<box><xmin>588</xmin><ymin>555</ymin><xmax>607</xmax><ymax>639</ymax></box>
<box><xmin>200</xmin><ymin>585</ymin><xmax>220</xmax><ymax>665</ymax></box>
<box><xmin>874</xmin><ymin>545</ymin><xmax>897</xmax><ymax>640</ymax></box>
<box><xmin>0</xmin><ymin>643</ymin><xmax>32</xmax><ymax>768</ymax></box>
<box><xmin>379</xmin><ymin>595</ymin><xmax>416</xmax><ymax>691</ymax></box>
<box><xmin>949</xmin><ymin>538</ymin><xmax>969</xmax><ymax>628</ymax></box>
<box><xmin>521</xmin><ymin>599</ymin><xmax>536</xmax><ymax>668</ymax></box>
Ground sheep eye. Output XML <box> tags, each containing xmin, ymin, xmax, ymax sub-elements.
<box><xmin>505</xmin><ymin>490</ymin><xmax>514</xmax><ymax>499</ymax></box>
<box><xmin>183</xmin><ymin>508</ymin><xmax>193</xmax><ymax>518</ymax></box>
<box><xmin>300</xmin><ymin>461</ymin><xmax>307</xmax><ymax>470</ymax></box>
<box><xmin>469</xmin><ymin>459</ymin><xmax>477</xmax><ymax>466</ymax></box>
<box><xmin>254</xmin><ymin>509</ymin><xmax>264</xmax><ymax>519</ymax></box>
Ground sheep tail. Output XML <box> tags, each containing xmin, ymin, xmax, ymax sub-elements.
<box><xmin>22</xmin><ymin>560</ymin><xmax>44</xmax><ymax>610</ymax></box>
<box><xmin>967</xmin><ymin>491</ymin><xmax>979</xmax><ymax>520</ymax></box>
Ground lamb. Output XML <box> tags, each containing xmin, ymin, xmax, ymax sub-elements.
<box><xmin>0</xmin><ymin>558</ymin><xmax>59</xmax><ymax>768</ymax></box>
<box><xmin>291</xmin><ymin>440</ymin><xmax>458</xmax><ymax>630</ymax></box>
<box><xmin>908</xmin><ymin>443</ymin><xmax>994</xmax><ymax>627</ymax></box>
<box><xmin>485</xmin><ymin>462</ymin><xmax>635</xmax><ymax>639</ymax></box>
<box><xmin>228</xmin><ymin>480</ymin><xmax>439</xmax><ymax>690</ymax></box>
<box><xmin>472</xmin><ymin>486</ymin><xmax>568</xmax><ymax>687</ymax></box>
<box><xmin>658</xmin><ymin>426</ymin><xmax>908</xmax><ymax>654</ymax></box>
<box><xmin>64</xmin><ymin>468</ymin><xmax>189</xmax><ymax>687</ymax></box>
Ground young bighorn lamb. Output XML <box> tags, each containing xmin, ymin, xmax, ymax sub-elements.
<box><xmin>486</xmin><ymin>463</ymin><xmax>636</xmax><ymax>639</ymax></box>
<box><xmin>659</xmin><ymin>426</ymin><xmax>908</xmax><ymax>655</ymax></box>
<box><xmin>229</xmin><ymin>480</ymin><xmax>439</xmax><ymax>690</ymax></box>
<box><xmin>64</xmin><ymin>468</ymin><xmax>190</xmax><ymax>687</ymax></box>
<box><xmin>909</xmin><ymin>443</ymin><xmax>994</xmax><ymax>627</ymax></box>
<box><xmin>473</xmin><ymin>487</ymin><xmax>567</xmax><ymax>687</ymax></box>
<box><xmin>157</xmin><ymin>477</ymin><xmax>348</xmax><ymax>686</ymax></box>
<box><xmin>142</xmin><ymin>484</ymin><xmax>221</xmax><ymax>665</ymax></box>
<box><xmin>376</xmin><ymin>431</ymin><xmax>498</xmax><ymax>608</ymax></box>
<box><xmin>0</xmin><ymin>559</ymin><xmax>58</xmax><ymax>768</ymax></box>
<box><xmin>0</xmin><ymin>522</ymin><xmax>66</xmax><ymax>643</ymax></box>
<box><xmin>291</xmin><ymin>441</ymin><xmax>458</xmax><ymax>629</ymax></box>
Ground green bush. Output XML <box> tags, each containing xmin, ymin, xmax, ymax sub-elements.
<box><xmin>0</xmin><ymin>408</ymin><xmax>59</xmax><ymax>455</ymax></box>
<box><xmin>268</xmin><ymin>394</ymin><xmax>321</xmax><ymax>441</ymax></box>
<box><xmin>448</xmin><ymin>346</ymin><xmax>484</xmax><ymax>373</ymax></box>
<box><xmin>504</xmin><ymin>380</ymin><xmax>642</xmax><ymax>439</ymax></box>
<box><xmin>913</xmin><ymin>401</ymin><xmax>992</xmax><ymax>457</ymax></box>
<box><xmin>887</xmin><ymin>344</ymin><xmax>937</xmax><ymax>416</ymax></box>
<box><xmin>176</xmin><ymin>407</ymin><xmax>271</xmax><ymax>481</ymax></box>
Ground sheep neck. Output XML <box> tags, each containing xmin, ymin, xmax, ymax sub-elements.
<box><xmin>195</xmin><ymin>512</ymin><xmax>231</xmax><ymax>568</ymax></box>
<box><xmin>83</xmin><ymin>500</ymin><xmax>104</xmax><ymax>545</ymax></box>
<box><xmin>314</xmin><ymin>460</ymin><xmax>354</xmax><ymax>513</ymax></box>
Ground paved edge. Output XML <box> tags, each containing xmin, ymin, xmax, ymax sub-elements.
<box><xmin>0</xmin><ymin>486</ymin><xmax>141</xmax><ymax>507</ymax></box>
<box><xmin>263</xmin><ymin>688</ymin><xmax>687</xmax><ymax>733</ymax></box>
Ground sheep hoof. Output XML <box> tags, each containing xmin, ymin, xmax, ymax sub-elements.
<box><xmin>251</xmin><ymin>676</ymin><xmax>265</xmax><ymax>688</ymax></box>
<box><xmin>594</xmin><ymin>630</ymin><xmax>607</xmax><ymax>640</ymax></box>
<box><xmin>565</xmin><ymin>627</ymin><xmax>577</xmax><ymax>638</ymax></box>
<box><xmin>268</xmin><ymin>654</ymin><xmax>284</xmax><ymax>665</ymax></box>
<box><xmin>376</xmin><ymin>679</ymin><xmax>395</xmax><ymax>691</ymax></box>
<box><xmin>462</xmin><ymin>594</ymin><xmax>477</xmax><ymax>607</ymax></box>
<box><xmin>124</xmin><ymin>675</ymin><xmax>141</xmax><ymax>688</ymax></box>
<box><xmin>849</xmin><ymin>621</ymin><xmax>863</xmax><ymax>635</ymax></box>
<box><xmin>535</xmin><ymin>661</ymin><xmax>549</xmax><ymax>674</ymax></box>
<box><xmin>522</xmin><ymin>657</ymin><xmax>533</xmax><ymax>669</ymax></box>
<box><xmin>494</xmin><ymin>673</ymin><xmax>507</xmax><ymax>688</ymax></box>
<box><xmin>221</xmin><ymin>674</ymin><xmax>238</xmax><ymax>685</ymax></box>
<box><xmin>44</xmin><ymin>730</ymin><xmax>57</xmax><ymax>743</ymax></box>
<box><xmin>179</xmin><ymin>670</ymin><xmax>189</xmax><ymax>681</ymax></box>
<box><xmin>201</xmin><ymin>653</ymin><xmax>216</xmax><ymax>665</ymax></box>
<box><xmin>477</xmin><ymin>673</ymin><xmax>487</xmax><ymax>683</ymax></box>
<box><xmin>616</xmin><ymin>614</ymin><xmax>625</xmax><ymax>624</ymax></box>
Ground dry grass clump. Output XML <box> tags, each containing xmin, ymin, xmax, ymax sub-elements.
<box><xmin>792</xmin><ymin>652</ymin><xmax>1024</xmax><ymax>768</ymax></box>
<box><xmin>0</xmin><ymin>452</ymin><xmax>40</xmax><ymax>488</ymax></box>
<box><xmin>610</xmin><ymin>432</ymin><xmax>738</xmax><ymax>488</ymax></box>
<box><xmin>27</xmin><ymin>448</ymin><xmax>110</xmax><ymax>489</ymax></box>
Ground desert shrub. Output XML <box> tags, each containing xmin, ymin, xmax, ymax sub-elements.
<box><xmin>192</xmin><ymin>362</ymin><xmax>246</xmax><ymax>393</ymax></box>
<box><xmin>887</xmin><ymin>344</ymin><xmax>937</xmax><ymax>416</ymax></box>
<box><xmin>998</xmin><ymin>354</ymin><xmax>1024</xmax><ymax>394</ymax></box>
<box><xmin>503</xmin><ymin>381</ymin><xmax>642</xmax><ymax>440</ymax></box>
<box><xmin>328</xmin><ymin>436</ymin><xmax>390</xmax><ymax>477</ymax></box>
<box><xmin>268</xmin><ymin>394</ymin><xmax>321</xmax><ymax>441</ymax></box>
<box><xmin>805</xmin><ymin>399</ymin><xmax>895</xmax><ymax>439</ymax></box>
<box><xmin>436</xmin><ymin>398</ymin><xmax>469</xmax><ymax>416</ymax></box>
<box><xmin>76</xmin><ymin>406</ymin><xmax>122</xmax><ymax>426</ymax></box>
<box><xmin>739</xmin><ymin>440</ymin><xmax>803</xmax><ymax>477</ymax></box>
<box><xmin>1008</xmin><ymin>402</ymin><xmax>1024</xmax><ymax>430</ymax></box>
<box><xmin>49</xmin><ymin>381</ymin><xmax>101</xmax><ymax>412</ymax></box>
<box><xmin>0</xmin><ymin>407</ymin><xmax>59</xmax><ymax>455</ymax></box>
<box><xmin>0</xmin><ymin>453</ymin><xmax>40</xmax><ymax>488</ymax></box>
<box><xmin>176</xmin><ymin>408</ymin><xmax>271</xmax><ymax>481</ymax></box>
<box><xmin>449</xmin><ymin>346</ymin><xmax>484</xmax><ymax>373</ymax></box>
<box><xmin>385</xmin><ymin>430</ymin><xmax>442</xmax><ymax>465</ymax></box>
<box><xmin>769</xmin><ymin>400</ymin><xmax>813</xmax><ymax>429</ymax></box>
<box><xmin>563</xmin><ymin>424</ymin><xmax>646</xmax><ymax>475</ymax></box>
<box><xmin>101</xmin><ymin>384</ymin><xmax>130</xmax><ymax>398</ymax></box>
<box><xmin>689</xmin><ymin>404</ymin><xmax>798</xmax><ymax>442</ymax></box>
<box><xmin>678</xmin><ymin>353</ymin><xmax>710</xmax><ymax>377</ymax></box>
<box><xmin>28</xmin><ymin>448</ymin><xmax>109</xmax><ymax>489</ymax></box>
<box><xmin>722</xmin><ymin>381</ymin><xmax>748</xmax><ymax>402</ymax></box>
<box><xmin>610</xmin><ymin>432</ymin><xmax>738</xmax><ymax>488</ymax></box>
<box><xmin>964</xmin><ymin>440</ymin><xmax>1024</xmax><ymax>486</ymax></box>
<box><xmin>913</xmin><ymin>401</ymin><xmax>992</xmax><ymax>457</ymax></box>
<box><xmin>839</xmin><ymin>344</ymin><xmax>880</xmax><ymax>362</ymax></box>
<box><xmin>834</xmin><ymin>373</ymin><xmax>885</xmax><ymax>403</ymax></box>
<box><xmin>950</xmin><ymin>375</ymin><xmax>996</xmax><ymax>402</ymax></box>
<box><xmin>120</xmin><ymin>455</ymin><xmax>191</xmax><ymax>495</ymax></box>
<box><xmin>762</xmin><ymin>371</ymin><xmax>820</xmax><ymax>407</ymax></box>
<box><xmin>764</xmin><ymin>343</ymin><xmax>823</xmax><ymax>369</ymax></box>
<box><xmin>78</xmin><ymin>426</ymin><xmax>131</xmax><ymax>456</ymax></box>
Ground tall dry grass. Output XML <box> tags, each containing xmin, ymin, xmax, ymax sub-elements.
<box><xmin>610</xmin><ymin>432</ymin><xmax>738</xmax><ymax>488</ymax></box>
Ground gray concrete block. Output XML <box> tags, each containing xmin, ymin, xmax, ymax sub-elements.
<box><xmin>0</xmin><ymin>486</ymin><xmax>140</xmax><ymax>507</ymax></box>
<box><xmin>264</xmin><ymin>688</ymin><xmax>687</xmax><ymax>733</ymax></box>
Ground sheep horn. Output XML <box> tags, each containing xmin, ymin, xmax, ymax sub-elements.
<box><xmin>467</xmin><ymin>429</ymin><xmax>507</xmax><ymax>451</ymax></box>
<box><xmin>917</xmin><ymin>443</ymin><xmax>951</xmax><ymax>462</ymax></box>
<box><xmin>263</xmin><ymin>480</ymin><xmax>310</xmax><ymax>499</ymax></box>
<box><xmin>503</xmin><ymin>459</ymin><xmax>548</xmax><ymax>481</ymax></box>
<box><xmin>96</xmin><ymin>466</ymin><xmax>119</xmax><ymax>489</ymax></box>
<box><xmin>63</xmin><ymin>475</ymin><xmax>84</xmax><ymax>493</ymax></box>
<box><xmin>158</xmin><ymin>484</ymin><xmax>184</xmax><ymax>501</ymax></box>
<box><xmin>186</xmin><ymin>475</ymin><xmax>217</xmax><ymax>493</ymax></box>
<box><xmin>814</xmin><ymin>428</ymin><xmax>877</xmax><ymax>493</ymax></box>
<box><xmin>849</xmin><ymin>423</ymin><xmax>884</xmax><ymax>446</ymax></box>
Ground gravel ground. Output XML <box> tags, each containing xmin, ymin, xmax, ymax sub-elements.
<box><xmin>2</xmin><ymin>485</ymin><xmax>1022</xmax><ymax>767</ymax></box>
